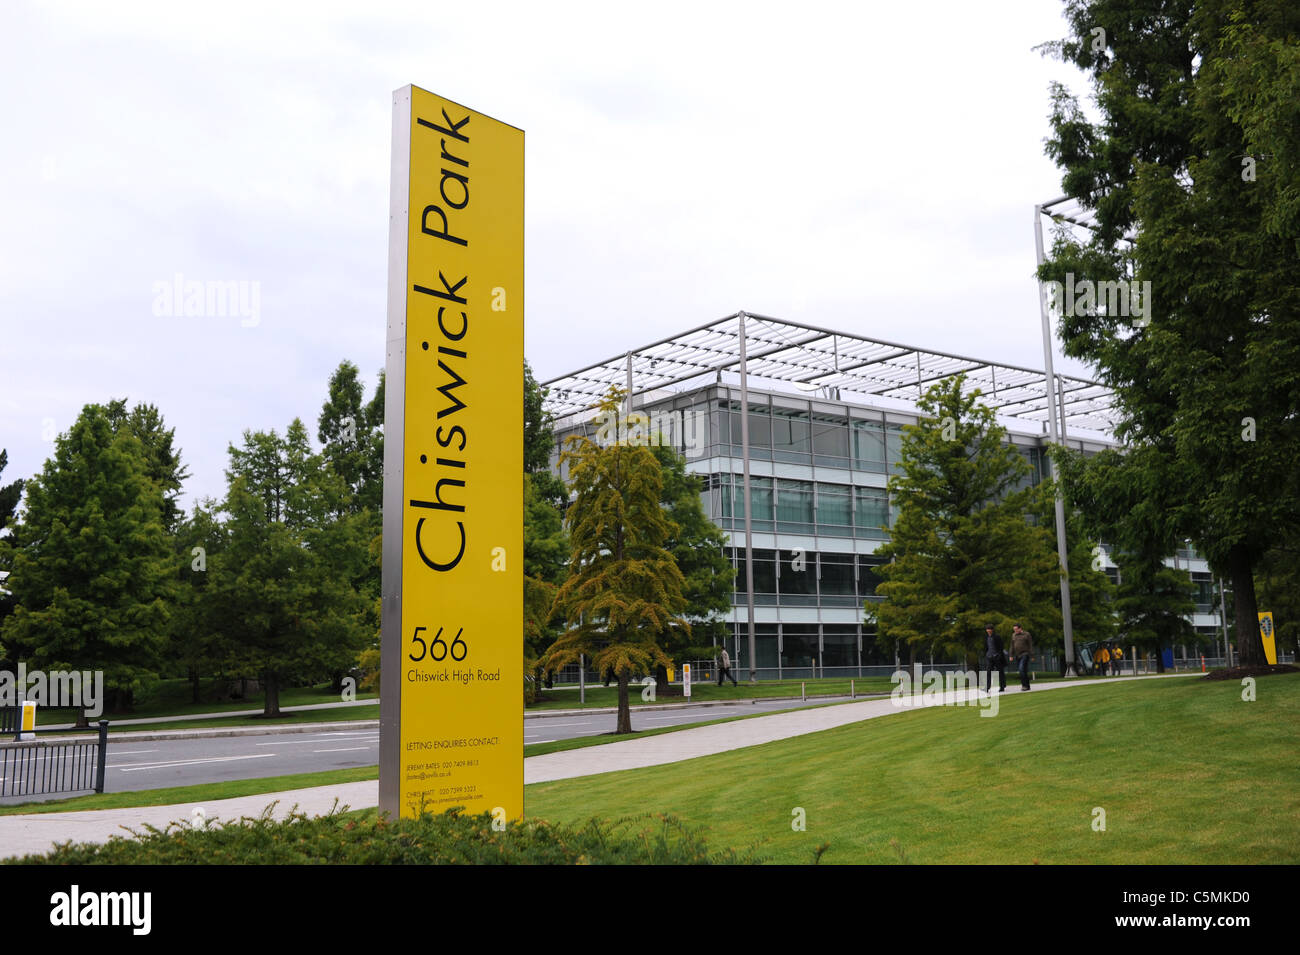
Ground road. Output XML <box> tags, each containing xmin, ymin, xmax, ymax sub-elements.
<box><xmin>1</xmin><ymin>695</ymin><xmax>870</xmax><ymax>804</ymax></box>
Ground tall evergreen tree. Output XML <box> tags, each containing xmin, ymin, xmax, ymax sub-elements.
<box><xmin>104</xmin><ymin>399</ymin><xmax>189</xmax><ymax>534</ymax></box>
<box><xmin>318</xmin><ymin>361</ymin><xmax>384</xmax><ymax>516</ymax></box>
<box><xmin>1038</xmin><ymin>0</ymin><xmax>1300</xmax><ymax>665</ymax></box>
<box><xmin>874</xmin><ymin>376</ymin><xmax>1058</xmax><ymax>667</ymax></box>
<box><xmin>0</xmin><ymin>405</ymin><xmax>174</xmax><ymax>714</ymax></box>
<box><xmin>318</xmin><ymin>361</ymin><xmax>384</xmax><ymax>688</ymax></box>
<box><xmin>169</xmin><ymin>499</ymin><xmax>229</xmax><ymax>702</ymax></box>
<box><xmin>209</xmin><ymin>420</ymin><xmax>369</xmax><ymax>716</ymax></box>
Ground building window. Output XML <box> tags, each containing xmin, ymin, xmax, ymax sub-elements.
<box><xmin>816</xmin><ymin>483</ymin><xmax>853</xmax><ymax>532</ymax></box>
<box><xmin>855</xmin><ymin>488</ymin><xmax>891</xmax><ymax>538</ymax></box>
<box><xmin>772</xmin><ymin>407</ymin><xmax>811</xmax><ymax>459</ymax></box>
<box><xmin>852</xmin><ymin>420</ymin><xmax>887</xmax><ymax>472</ymax></box>
<box><xmin>886</xmin><ymin>423</ymin><xmax>906</xmax><ymax>473</ymax></box>
<box><xmin>819</xmin><ymin>552</ymin><xmax>857</xmax><ymax>606</ymax></box>
<box><xmin>777</xmin><ymin>547</ymin><xmax>816</xmax><ymax>604</ymax></box>
<box><xmin>775</xmin><ymin>478</ymin><xmax>814</xmax><ymax>531</ymax></box>
<box><xmin>782</xmin><ymin>625</ymin><xmax>819</xmax><ymax>670</ymax></box>
<box><xmin>812</xmin><ymin>413</ymin><xmax>850</xmax><ymax>467</ymax></box>
<box><xmin>822</xmin><ymin>626</ymin><xmax>859</xmax><ymax>667</ymax></box>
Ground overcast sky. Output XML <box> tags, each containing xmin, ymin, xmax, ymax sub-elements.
<box><xmin>0</xmin><ymin>0</ymin><xmax>1099</xmax><ymax>509</ymax></box>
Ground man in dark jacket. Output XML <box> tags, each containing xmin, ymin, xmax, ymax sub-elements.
<box><xmin>984</xmin><ymin>624</ymin><xmax>1006</xmax><ymax>693</ymax></box>
<box><xmin>1011</xmin><ymin>624</ymin><xmax>1034</xmax><ymax>691</ymax></box>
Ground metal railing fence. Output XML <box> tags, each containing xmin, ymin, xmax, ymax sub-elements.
<box><xmin>0</xmin><ymin>710</ymin><xmax>108</xmax><ymax>798</ymax></box>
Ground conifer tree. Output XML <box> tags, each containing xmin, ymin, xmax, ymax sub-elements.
<box><xmin>874</xmin><ymin>376</ymin><xmax>1058</xmax><ymax>666</ymax></box>
<box><xmin>210</xmin><ymin>420</ymin><xmax>369</xmax><ymax>716</ymax></box>
<box><xmin>1038</xmin><ymin>0</ymin><xmax>1300</xmax><ymax>665</ymax></box>
<box><xmin>0</xmin><ymin>405</ymin><xmax>174</xmax><ymax>714</ymax></box>
<box><xmin>541</xmin><ymin>394</ymin><xmax>688</xmax><ymax>734</ymax></box>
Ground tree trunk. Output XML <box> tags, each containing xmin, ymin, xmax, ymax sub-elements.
<box><xmin>330</xmin><ymin>670</ymin><xmax>344</xmax><ymax>694</ymax></box>
<box><xmin>616</xmin><ymin>671</ymin><xmax>632</xmax><ymax>735</ymax></box>
<box><xmin>1228</xmin><ymin>546</ymin><xmax>1264</xmax><ymax>666</ymax></box>
<box><xmin>263</xmin><ymin>671</ymin><xmax>281</xmax><ymax>717</ymax></box>
<box><xmin>653</xmin><ymin>663</ymin><xmax>680</xmax><ymax>696</ymax></box>
<box><xmin>189</xmin><ymin>669</ymin><xmax>202</xmax><ymax>704</ymax></box>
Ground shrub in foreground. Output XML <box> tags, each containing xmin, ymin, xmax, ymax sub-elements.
<box><xmin>7</xmin><ymin>803</ymin><xmax>754</xmax><ymax>865</ymax></box>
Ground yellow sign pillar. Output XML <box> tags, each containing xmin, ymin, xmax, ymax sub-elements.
<box><xmin>1258</xmin><ymin>612</ymin><xmax>1277</xmax><ymax>666</ymax></box>
<box><xmin>380</xmin><ymin>86</ymin><xmax>524</xmax><ymax>820</ymax></box>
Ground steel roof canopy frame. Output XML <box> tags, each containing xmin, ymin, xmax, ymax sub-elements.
<box><xmin>541</xmin><ymin>313</ymin><xmax>1119</xmax><ymax>438</ymax></box>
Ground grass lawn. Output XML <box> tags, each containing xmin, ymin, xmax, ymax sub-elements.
<box><xmin>526</xmin><ymin>674</ymin><xmax>1300</xmax><ymax>864</ymax></box>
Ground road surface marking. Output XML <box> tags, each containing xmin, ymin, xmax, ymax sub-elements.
<box><xmin>111</xmin><ymin>754</ymin><xmax>278</xmax><ymax>772</ymax></box>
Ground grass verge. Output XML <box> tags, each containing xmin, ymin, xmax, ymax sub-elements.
<box><xmin>0</xmin><ymin>767</ymin><xmax>379</xmax><ymax>816</ymax></box>
<box><xmin>526</xmin><ymin>674</ymin><xmax>1300</xmax><ymax>864</ymax></box>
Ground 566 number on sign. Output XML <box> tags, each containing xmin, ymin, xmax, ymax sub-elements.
<box><xmin>409</xmin><ymin>626</ymin><xmax>467</xmax><ymax>662</ymax></box>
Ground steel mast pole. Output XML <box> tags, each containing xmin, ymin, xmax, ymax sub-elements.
<box><xmin>1035</xmin><ymin>203</ymin><xmax>1077</xmax><ymax>674</ymax></box>
<box><xmin>738</xmin><ymin>312</ymin><xmax>758</xmax><ymax>683</ymax></box>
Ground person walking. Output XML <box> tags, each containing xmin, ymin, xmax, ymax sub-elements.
<box><xmin>1011</xmin><ymin>623</ymin><xmax>1033</xmax><ymax>691</ymax></box>
<box><xmin>717</xmin><ymin>647</ymin><xmax>738</xmax><ymax>687</ymax></box>
<box><xmin>984</xmin><ymin>624</ymin><xmax>1006</xmax><ymax>693</ymax></box>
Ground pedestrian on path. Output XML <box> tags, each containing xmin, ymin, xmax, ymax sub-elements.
<box><xmin>1011</xmin><ymin>624</ymin><xmax>1033</xmax><ymax>691</ymax></box>
<box><xmin>718</xmin><ymin>647</ymin><xmax>738</xmax><ymax>686</ymax></box>
<box><xmin>984</xmin><ymin>624</ymin><xmax>1006</xmax><ymax>693</ymax></box>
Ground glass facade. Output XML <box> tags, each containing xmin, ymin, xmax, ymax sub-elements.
<box><xmin>729</xmin><ymin>547</ymin><xmax>886</xmax><ymax>607</ymax></box>
<box><xmin>552</xmin><ymin>382</ymin><xmax>1071</xmax><ymax>675</ymax></box>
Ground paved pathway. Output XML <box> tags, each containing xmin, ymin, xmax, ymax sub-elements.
<box><xmin>0</xmin><ymin>675</ymin><xmax>1192</xmax><ymax>859</ymax></box>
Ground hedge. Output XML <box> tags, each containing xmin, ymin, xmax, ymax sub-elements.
<box><xmin>7</xmin><ymin>803</ymin><xmax>756</xmax><ymax>865</ymax></box>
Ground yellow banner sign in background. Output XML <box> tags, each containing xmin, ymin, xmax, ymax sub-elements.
<box><xmin>381</xmin><ymin>86</ymin><xmax>523</xmax><ymax>820</ymax></box>
<box><xmin>1258</xmin><ymin>612</ymin><xmax>1277</xmax><ymax>666</ymax></box>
